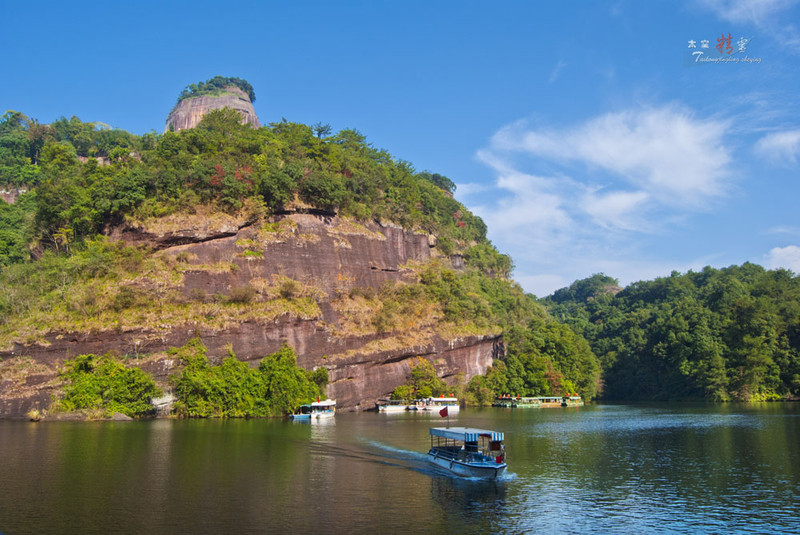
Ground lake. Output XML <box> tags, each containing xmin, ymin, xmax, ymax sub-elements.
<box><xmin>1</xmin><ymin>403</ymin><xmax>798</xmax><ymax>534</ymax></box>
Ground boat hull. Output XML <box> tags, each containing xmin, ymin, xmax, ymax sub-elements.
<box><xmin>410</xmin><ymin>404</ymin><xmax>460</xmax><ymax>413</ymax></box>
<box><xmin>378</xmin><ymin>405</ymin><xmax>408</xmax><ymax>413</ymax></box>
<box><xmin>428</xmin><ymin>451</ymin><xmax>506</xmax><ymax>479</ymax></box>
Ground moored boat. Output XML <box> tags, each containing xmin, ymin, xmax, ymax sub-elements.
<box><xmin>428</xmin><ymin>427</ymin><xmax>507</xmax><ymax>479</ymax></box>
<box><xmin>310</xmin><ymin>399</ymin><xmax>336</xmax><ymax>420</ymax></box>
<box><xmin>492</xmin><ymin>396</ymin><xmax>541</xmax><ymax>408</ymax></box>
<box><xmin>409</xmin><ymin>397</ymin><xmax>460</xmax><ymax>413</ymax></box>
<box><xmin>290</xmin><ymin>404</ymin><xmax>312</xmax><ymax>420</ymax></box>
<box><xmin>562</xmin><ymin>394</ymin><xmax>584</xmax><ymax>407</ymax></box>
<box><xmin>535</xmin><ymin>396</ymin><xmax>564</xmax><ymax>408</ymax></box>
<box><xmin>377</xmin><ymin>398</ymin><xmax>409</xmax><ymax>412</ymax></box>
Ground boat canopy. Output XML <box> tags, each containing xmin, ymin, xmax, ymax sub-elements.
<box><xmin>429</xmin><ymin>427</ymin><xmax>504</xmax><ymax>442</ymax></box>
<box><xmin>311</xmin><ymin>399</ymin><xmax>336</xmax><ymax>407</ymax></box>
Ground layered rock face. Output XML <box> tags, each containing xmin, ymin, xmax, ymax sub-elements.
<box><xmin>165</xmin><ymin>86</ymin><xmax>261</xmax><ymax>132</ymax></box>
<box><xmin>0</xmin><ymin>213</ymin><xmax>502</xmax><ymax>417</ymax></box>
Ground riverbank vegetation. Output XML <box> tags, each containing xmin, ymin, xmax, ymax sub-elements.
<box><xmin>51</xmin><ymin>353</ymin><xmax>161</xmax><ymax>418</ymax></box>
<box><xmin>170</xmin><ymin>339</ymin><xmax>328</xmax><ymax>418</ymax></box>
<box><xmin>49</xmin><ymin>340</ymin><xmax>328</xmax><ymax>419</ymax></box>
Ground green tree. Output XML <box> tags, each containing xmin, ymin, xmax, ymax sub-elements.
<box><xmin>53</xmin><ymin>353</ymin><xmax>162</xmax><ymax>417</ymax></box>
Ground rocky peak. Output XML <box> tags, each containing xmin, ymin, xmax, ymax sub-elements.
<box><xmin>165</xmin><ymin>86</ymin><xmax>261</xmax><ymax>132</ymax></box>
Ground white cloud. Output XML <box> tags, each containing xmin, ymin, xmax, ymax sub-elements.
<box><xmin>764</xmin><ymin>245</ymin><xmax>800</xmax><ymax>272</ymax></box>
<box><xmin>488</xmin><ymin>105</ymin><xmax>732</xmax><ymax>211</ymax></box>
<box><xmin>755</xmin><ymin>129</ymin><xmax>800</xmax><ymax>165</ymax></box>
<box><xmin>470</xmin><ymin>105</ymin><xmax>736</xmax><ymax>296</ymax></box>
<box><xmin>580</xmin><ymin>189</ymin><xmax>651</xmax><ymax>231</ymax></box>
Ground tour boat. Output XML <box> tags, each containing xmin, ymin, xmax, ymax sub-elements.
<box><xmin>290</xmin><ymin>399</ymin><xmax>336</xmax><ymax>421</ymax></box>
<box><xmin>377</xmin><ymin>398</ymin><xmax>409</xmax><ymax>412</ymax></box>
<box><xmin>408</xmin><ymin>397</ymin><xmax>460</xmax><ymax>413</ymax></box>
<box><xmin>428</xmin><ymin>427</ymin><xmax>507</xmax><ymax>479</ymax></box>
<box><xmin>492</xmin><ymin>396</ymin><xmax>541</xmax><ymax>408</ymax></box>
<box><xmin>562</xmin><ymin>394</ymin><xmax>584</xmax><ymax>407</ymax></box>
<box><xmin>534</xmin><ymin>396</ymin><xmax>564</xmax><ymax>408</ymax></box>
<box><xmin>290</xmin><ymin>404</ymin><xmax>312</xmax><ymax>420</ymax></box>
<box><xmin>310</xmin><ymin>398</ymin><xmax>336</xmax><ymax>420</ymax></box>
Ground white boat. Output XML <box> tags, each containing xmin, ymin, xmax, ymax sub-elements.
<box><xmin>409</xmin><ymin>397</ymin><xmax>460</xmax><ymax>413</ymax></box>
<box><xmin>377</xmin><ymin>398</ymin><xmax>409</xmax><ymax>412</ymax></box>
<box><xmin>428</xmin><ymin>427</ymin><xmax>507</xmax><ymax>479</ymax></box>
<box><xmin>310</xmin><ymin>399</ymin><xmax>336</xmax><ymax>420</ymax></box>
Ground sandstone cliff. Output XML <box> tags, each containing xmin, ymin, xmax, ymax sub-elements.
<box><xmin>0</xmin><ymin>212</ymin><xmax>502</xmax><ymax>417</ymax></box>
<box><xmin>165</xmin><ymin>86</ymin><xmax>261</xmax><ymax>132</ymax></box>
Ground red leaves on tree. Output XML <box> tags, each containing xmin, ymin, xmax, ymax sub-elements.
<box><xmin>210</xmin><ymin>164</ymin><xmax>225</xmax><ymax>187</ymax></box>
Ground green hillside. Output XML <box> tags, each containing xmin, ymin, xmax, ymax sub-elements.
<box><xmin>544</xmin><ymin>267</ymin><xmax>800</xmax><ymax>401</ymax></box>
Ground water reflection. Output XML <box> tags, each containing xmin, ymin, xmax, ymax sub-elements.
<box><xmin>1</xmin><ymin>405</ymin><xmax>799</xmax><ymax>534</ymax></box>
<box><xmin>429</xmin><ymin>475</ymin><xmax>507</xmax><ymax>520</ymax></box>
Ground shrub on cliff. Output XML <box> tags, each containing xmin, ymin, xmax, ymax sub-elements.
<box><xmin>178</xmin><ymin>76</ymin><xmax>256</xmax><ymax>103</ymax></box>
<box><xmin>169</xmin><ymin>339</ymin><xmax>327</xmax><ymax>418</ymax></box>
<box><xmin>51</xmin><ymin>353</ymin><xmax>162</xmax><ymax>418</ymax></box>
<box><xmin>391</xmin><ymin>357</ymin><xmax>448</xmax><ymax>400</ymax></box>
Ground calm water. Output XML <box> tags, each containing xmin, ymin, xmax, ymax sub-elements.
<box><xmin>1</xmin><ymin>404</ymin><xmax>799</xmax><ymax>534</ymax></box>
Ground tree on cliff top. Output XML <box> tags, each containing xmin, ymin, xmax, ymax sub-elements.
<box><xmin>178</xmin><ymin>76</ymin><xmax>256</xmax><ymax>103</ymax></box>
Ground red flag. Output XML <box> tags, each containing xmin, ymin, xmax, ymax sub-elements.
<box><xmin>439</xmin><ymin>406</ymin><xmax>448</xmax><ymax>418</ymax></box>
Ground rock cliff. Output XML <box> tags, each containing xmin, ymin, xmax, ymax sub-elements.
<box><xmin>165</xmin><ymin>86</ymin><xmax>261</xmax><ymax>132</ymax></box>
<box><xmin>0</xmin><ymin>212</ymin><xmax>502</xmax><ymax>417</ymax></box>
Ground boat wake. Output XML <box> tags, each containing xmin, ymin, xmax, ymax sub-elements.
<box><xmin>304</xmin><ymin>438</ymin><xmax>516</xmax><ymax>482</ymax></box>
<box><xmin>362</xmin><ymin>440</ymin><xmax>433</xmax><ymax>473</ymax></box>
<box><xmin>364</xmin><ymin>440</ymin><xmax>515</xmax><ymax>482</ymax></box>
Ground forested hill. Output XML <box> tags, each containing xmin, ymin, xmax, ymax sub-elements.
<box><xmin>0</xmin><ymin>102</ymin><xmax>604</xmax><ymax>415</ymax></box>
<box><xmin>544</xmin><ymin>267</ymin><xmax>800</xmax><ymax>402</ymax></box>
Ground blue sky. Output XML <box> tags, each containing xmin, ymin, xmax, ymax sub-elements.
<box><xmin>2</xmin><ymin>0</ymin><xmax>799</xmax><ymax>296</ymax></box>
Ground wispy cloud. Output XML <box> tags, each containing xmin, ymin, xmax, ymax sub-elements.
<box><xmin>699</xmin><ymin>0</ymin><xmax>799</xmax><ymax>25</ymax></box>
<box><xmin>755</xmin><ymin>129</ymin><xmax>800</xmax><ymax>165</ymax></box>
<box><xmin>466</xmin><ymin>104</ymin><xmax>736</xmax><ymax>296</ymax></box>
<box><xmin>548</xmin><ymin>60</ymin><xmax>567</xmax><ymax>84</ymax></box>
<box><xmin>768</xmin><ymin>225</ymin><xmax>800</xmax><ymax>236</ymax></box>
<box><xmin>764</xmin><ymin>244</ymin><xmax>800</xmax><ymax>272</ymax></box>
<box><xmin>698</xmin><ymin>0</ymin><xmax>800</xmax><ymax>52</ymax></box>
<box><xmin>453</xmin><ymin>181</ymin><xmax>491</xmax><ymax>197</ymax></box>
